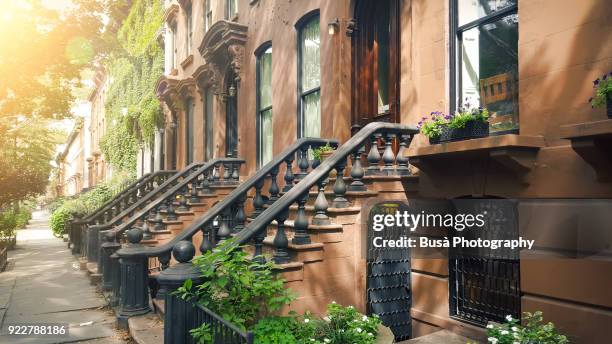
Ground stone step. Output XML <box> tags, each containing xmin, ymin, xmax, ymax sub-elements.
<box><xmin>127</xmin><ymin>313</ymin><xmax>163</xmax><ymax>344</ymax></box>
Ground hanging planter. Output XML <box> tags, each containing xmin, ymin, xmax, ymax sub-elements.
<box><xmin>420</xmin><ymin>107</ymin><xmax>490</xmax><ymax>144</ymax></box>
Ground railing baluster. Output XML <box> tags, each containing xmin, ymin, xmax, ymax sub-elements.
<box><xmin>231</xmin><ymin>162</ymin><xmax>240</xmax><ymax>184</ymax></box>
<box><xmin>252</xmin><ymin>180</ymin><xmax>265</xmax><ymax>218</ymax></box>
<box><xmin>292</xmin><ymin>191</ymin><xmax>311</xmax><ymax>245</ymax></box>
<box><xmin>349</xmin><ymin>147</ymin><xmax>367</xmax><ymax>191</ymax></box>
<box><xmin>366</xmin><ymin>133</ymin><xmax>382</xmax><ymax>175</ymax></box>
<box><xmin>233</xmin><ymin>194</ymin><xmax>246</xmax><ymax>233</ymax></box>
<box><xmin>190</xmin><ymin>179</ymin><xmax>200</xmax><ymax>203</ymax></box>
<box><xmin>382</xmin><ymin>132</ymin><xmax>396</xmax><ymax>175</ymax></box>
<box><xmin>200</xmin><ymin>222</ymin><xmax>213</xmax><ymax>254</ymax></box>
<box><xmin>282</xmin><ymin>154</ymin><xmax>295</xmax><ymax>192</ymax></box>
<box><xmin>295</xmin><ymin>146</ymin><xmax>309</xmax><ymax>182</ymax></box>
<box><xmin>200</xmin><ymin>170</ymin><xmax>213</xmax><ymax>194</ymax></box>
<box><xmin>223</xmin><ymin>162</ymin><xmax>231</xmax><ymax>184</ymax></box>
<box><xmin>312</xmin><ymin>175</ymin><xmax>330</xmax><ymax>225</ymax></box>
<box><xmin>272</xmin><ymin>209</ymin><xmax>290</xmax><ymax>264</ymax></box>
<box><xmin>177</xmin><ymin>187</ymin><xmax>190</xmax><ymax>212</ymax></box>
<box><xmin>141</xmin><ymin>214</ymin><xmax>152</xmax><ymax>240</ymax></box>
<box><xmin>213</xmin><ymin>162</ymin><xmax>221</xmax><ymax>185</ymax></box>
<box><xmin>166</xmin><ymin>196</ymin><xmax>177</xmax><ymax>221</ymax></box>
<box><xmin>268</xmin><ymin>166</ymin><xmax>280</xmax><ymax>204</ymax></box>
<box><xmin>252</xmin><ymin>224</ymin><xmax>267</xmax><ymax>264</ymax></box>
<box><xmin>217</xmin><ymin>210</ymin><xmax>231</xmax><ymax>243</ymax></box>
<box><xmin>396</xmin><ymin>134</ymin><xmax>411</xmax><ymax>176</ymax></box>
<box><xmin>152</xmin><ymin>205</ymin><xmax>164</xmax><ymax>231</ymax></box>
<box><xmin>212</xmin><ymin>216</ymin><xmax>220</xmax><ymax>246</ymax></box>
<box><xmin>332</xmin><ymin>159</ymin><xmax>349</xmax><ymax>208</ymax></box>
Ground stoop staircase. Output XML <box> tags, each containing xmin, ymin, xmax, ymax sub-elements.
<box><xmin>85</xmin><ymin>122</ymin><xmax>419</xmax><ymax>343</ymax></box>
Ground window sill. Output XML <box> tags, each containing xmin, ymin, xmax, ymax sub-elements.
<box><xmin>560</xmin><ymin>119</ymin><xmax>612</xmax><ymax>182</ymax></box>
<box><xmin>407</xmin><ymin>134</ymin><xmax>546</xmax><ymax>184</ymax></box>
<box><xmin>180</xmin><ymin>54</ymin><xmax>194</xmax><ymax>69</ymax></box>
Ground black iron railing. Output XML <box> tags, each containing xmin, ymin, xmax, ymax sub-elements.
<box><xmin>0</xmin><ymin>246</ymin><xmax>7</xmax><ymax>272</ymax></box>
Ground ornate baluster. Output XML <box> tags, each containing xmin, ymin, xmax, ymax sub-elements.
<box><xmin>217</xmin><ymin>210</ymin><xmax>231</xmax><ymax>243</ymax></box>
<box><xmin>366</xmin><ymin>133</ymin><xmax>382</xmax><ymax>175</ymax></box>
<box><xmin>273</xmin><ymin>209</ymin><xmax>290</xmax><ymax>264</ymax></box>
<box><xmin>189</xmin><ymin>179</ymin><xmax>200</xmax><ymax>203</ymax></box>
<box><xmin>177</xmin><ymin>187</ymin><xmax>190</xmax><ymax>212</ymax></box>
<box><xmin>252</xmin><ymin>224</ymin><xmax>267</xmax><ymax>264</ymax></box>
<box><xmin>141</xmin><ymin>214</ymin><xmax>153</xmax><ymax>240</ymax></box>
<box><xmin>148</xmin><ymin>206</ymin><xmax>157</xmax><ymax>221</ymax></box>
<box><xmin>231</xmin><ymin>162</ymin><xmax>240</xmax><ymax>184</ymax></box>
<box><xmin>312</xmin><ymin>176</ymin><xmax>331</xmax><ymax>225</ymax></box>
<box><xmin>233</xmin><ymin>193</ymin><xmax>246</xmax><ymax>233</ymax></box>
<box><xmin>252</xmin><ymin>179</ymin><xmax>265</xmax><ymax>218</ymax></box>
<box><xmin>332</xmin><ymin>159</ymin><xmax>349</xmax><ymax>208</ymax></box>
<box><xmin>382</xmin><ymin>132</ymin><xmax>396</xmax><ymax>175</ymax></box>
<box><xmin>268</xmin><ymin>166</ymin><xmax>280</xmax><ymax>204</ymax></box>
<box><xmin>152</xmin><ymin>205</ymin><xmax>164</xmax><ymax>231</ymax></box>
<box><xmin>295</xmin><ymin>147</ymin><xmax>309</xmax><ymax>182</ymax></box>
<box><xmin>292</xmin><ymin>191</ymin><xmax>311</xmax><ymax>245</ymax></box>
<box><xmin>200</xmin><ymin>170</ymin><xmax>213</xmax><ymax>194</ymax></box>
<box><xmin>158</xmin><ymin>196</ymin><xmax>168</xmax><ymax>212</ymax></box>
<box><xmin>213</xmin><ymin>162</ymin><xmax>221</xmax><ymax>185</ymax></box>
<box><xmin>283</xmin><ymin>154</ymin><xmax>295</xmax><ymax>192</ymax></box>
<box><xmin>222</xmin><ymin>162</ymin><xmax>231</xmax><ymax>184</ymax></box>
<box><xmin>159</xmin><ymin>251</ymin><xmax>171</xmax><ymax>270</ymax></box>
<box><xmin>396</xmin><ymin>134</ymin><xmax>411</xmax><ymax>176</ymax></box>
<box><xmin>200</xmin><ymin>222</ymin><xmax>213</xmax><ymax>254</ymax></box>
<box><xmin>349</xmin><ymin>147</ymin><xmax>367</xmax><ymax>191</ymax></box>
<box><xmin>166</xmin><ymin>196</ymin><xmax>177</xmax><ymax>221</ymax></box>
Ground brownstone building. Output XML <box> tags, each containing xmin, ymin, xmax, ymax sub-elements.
<box><xmin>151</xmin><ymin>0</ymin><xmax>611</xmax><ymax>342</ymax></box>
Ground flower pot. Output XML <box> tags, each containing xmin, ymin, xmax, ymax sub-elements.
<box><xmin>428</xmin><ymin>136</ymin><xmax>441</xmax><ymax>145</ymax></box>
<box><xmin>607</xmin><ymin>98</ymin><xmax>612</xmax><ymax>119</ymax></box>
<box><xmin>449</xmin><ymin>120</ymin><xmax>489</xmax><ymax>141</ymax></box>
<box><xmin>318</xmin><ymin>151</ymin><xmax>336</xmax><ymax>178</ymax></box>
<box><xmin>440</xmin><ymin>125</ymin><xmax>451</xmax><ymax>142</ymax></box>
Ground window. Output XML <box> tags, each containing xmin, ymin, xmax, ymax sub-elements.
<box><xmin>186</xmin><ymin>6</ymin><xmax>193</xmax><ymax>56</ymax></box>
<box><xmin>185</xmin><ymin>98</ymin><xmax>194</xmax><ymax>164</ymax></box>
<box><xmin>256</xmin><ymin>45</ymin><xmax>273</xmax><ymax>167</ymax></box>
<box><xmin>297</xmin><ymin>13</ymin><xmax>321</xmax><ymax>138</ymax></box>
<box><xmin>204</xmin><ymin>0</ymin><xmax>212</xmax><ymax>32</ymax></box>
<box><xmin>451</xmin><ymin>0</ymin><xmax>519</xmax><ymax>134</ymax></box>
<box><xmin>204</xmin><ymin>89</ymin><xmax>214</xmax><ymax>160</ymax></box>
<box><xmin>226</xmin><ymin>0</ymin><xmax>237</xmax><ymax>20</ymax></box>
<box><xmin>171</xmin><ymin>22</ymin><xmax>177</xmax><ymax>69</ymax></box>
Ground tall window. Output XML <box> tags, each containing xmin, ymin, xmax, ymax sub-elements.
<box><xmin>204</xmin><ymin>89</ymin><xmax>214</xmax><ymax>160</ymax></box>
<box><xmin>185</xmin><ymin>98</ymin><xmax>194</xmax><ymax>164</ymax></box>
<box><xmin>226</xmin><ymin>0</ymin><xmax>237</xmax><ymax>19</ymax></box>
<box><xmin>204</xmin><ymin>0</ymin><xmax>212</xmax><ymax>32</ymax></box>
<box><xmin>451</xmin><ymin>0</ymin><xmax>519</xmax><ymax>134</ymax></box>
<box><xmin>186</xmin><ymin>6</ymin><xmax>193</xmax><ymax>56</ymax></box>
<box><xmin>297</xmin><ymin>13</ymin><xmax>321</xmax><ymax>138</ymax></box>
<box><xmin>171</xmin><ymin>22</ymin><xmax>177</xmax><ymax>69</ymax></box>
<box><xmin>256</xmin><ymin>45</ymin><xmax>273</xmax><ymax>167</ymax></box>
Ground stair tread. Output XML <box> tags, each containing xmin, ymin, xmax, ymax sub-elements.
<box><xmin>162</xmin><ymin>220</ymin><xmax>182</xmax><ymax>224</ymax></box>
<box><xmin>275</xmin><ymin>220</ymin><xmax>343</xmax><ymax>231</ymax></box>
<box><xmin>262</xmin><ymin>237</ymin><xmax>324</xmax><ymax>250</ymax></box>
<box><xmin>289</xmin><ymin>205</ymin><xmax>361</xmax><ymax>213</ymax></box>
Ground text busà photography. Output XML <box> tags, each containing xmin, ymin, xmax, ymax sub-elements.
<box><xmin>0</xmin><ymin>0</ymin><xmax>610</xmax><ymax>343</ymax></box>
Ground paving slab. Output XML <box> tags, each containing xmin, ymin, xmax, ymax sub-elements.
<box><xmin>0</xmin><ymin>210</ymin><xmax>129</xmax><ymax>344</ymax></box>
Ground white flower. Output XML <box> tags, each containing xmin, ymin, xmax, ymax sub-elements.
<box><xmin>368</xmin><ymin>333</ymin><xmax>373</xmax><ymax>336</ymax></box>
<box><xmin>304</xmin><ymin>318</ymin><xmax>310</xmax><ymax>323</ymax></box>
<box><xmin>323</xmin><ymin>317</ymin><xmax>330</xmax><ymax>322</ymax></box>
<box><xmin>512</xmin><ymin>326</ymin><xmax>518</xmax><ymax>332</ymax></box>
<box><xmin>356</xmin><ymin>328</ymin><xmax>362</xmax><ymax>333</ymax></box>
<box><xmin>332</xmin><ymin>301</ymin><xmax>336</xmax><ymax>304</ymax></box>
<box><xmin>514</xmin><ymin>333</ymin><xmax>520</xmax><ymax>339</ymax></box>
<box><xmin>488</xmin><ymin>338</ymin><xmax>498</xmax><ymax>344</ymax></box>
<box><xmin>348</xmin><ymin>305</ymin><xmax>354</xmax><ymax>309</ymax></box>
<box><xmin>324</xmin><ymin>339</ymin><xmax>331</xmax><ymax>343</ymax></box>
<box><xmin>486</xmin><ymin>324</ymin><xmax>494</xmax><ymax>329</ymax></box>
<box><xmin>501</xmin><ymin>330</ymin><xmax>509</xmax><ymax>335</ymax></box>
<box><xmin>310</xmin><ymin>339</ymin><xmax>315</xmax><ymax>342</ymax></box>
<box><xmin>362</xmin><ymin>315</ymin><xmax>368</xmax><ymax>321</ymax></box>
<box><xmin>506</xmin><ymin>315</ymin><xmax>513</xmax><ymax>322</ymax></box>
<box><xmin>514</xmin><ymin>342</ymin><xmax>520</xmax><ymax>344</ymax></box>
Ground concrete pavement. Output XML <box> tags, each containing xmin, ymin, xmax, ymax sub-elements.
<box><xmin>0</xmin><ymin>210</ymin><xmax>130</xmax><ymax>344</ymax></box>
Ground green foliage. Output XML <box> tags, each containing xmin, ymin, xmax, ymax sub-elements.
<box><xmin>312</xmin><ymin>143</ymin><xmax>335</xmax><ymax>161</ymax></box>
<box><xmin>589</xmin><ymin>72</ymin><xmax>612</xmax><ymax>108</ymax></box>
<box><xmin>418</xmin><ymin>111</ymin><xmax>448</xmax><ymax>139</ymax></box>
<box><xmin>189</xmin><ymin>323</ymin><xmax>213</xmax><ymax>344</ymax></box>
<box><xmin>101</xmin><ymin>0</ymin><xmax>164</xmax><ymax>174</ymax></box>
<box><xmin>252</xmin><ymin>316</ymin><xmax>300</xmax><ymax>343</ymax></box>
<box><xmin>0</xmin><ymin>206</ymin><xmax>33</xmax><ymax>239</ymax></box>
<box><xmin>486</xmin><ymin>312</ymin><xmax>568</xmax><ymax>344</ymax></box>
<box><xmin>176</xmin><ymin>240</ymin><xmax>295</xmax><ymax>332</ymax></box>
<box><xmin>448</xmin><ymin>107</ymin><xmax>489</xmax><ymax>129</ymax></box>
<box><xmin>50</xmin><ymin>205</ymin><xmax>73</xmax><ymax>238</ymax></box>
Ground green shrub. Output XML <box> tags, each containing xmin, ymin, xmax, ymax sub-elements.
<box><xmin>50</xmin><ymin>206</ymin><xmax>73</xmax><ymax>237</ymax></box>
<box><xmin>0</xmin><ymin>206</ymin><xmax>32</xmax><ymax>238</ymax></box>
<box><xmin>486</xmin><ymin>312</ymin><xmax>568</xmax><ymax>344</ymax></box>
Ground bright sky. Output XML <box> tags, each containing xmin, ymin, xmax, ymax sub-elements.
<box><xmin>41</xmin><ymin>0</ymin><xmax>75</xmax><ymax>11</ymax></box>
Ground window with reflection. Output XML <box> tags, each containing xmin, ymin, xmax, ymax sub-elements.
<box><xmin>186</xmin><ymin>6</ymin><xmax>193</xmax><ymax>56</ymax></box>
<box><xmin>185</xmin><ymin>98</ymin><xmax>194</xmax><ymax>164</ymax></box>
<box><xmin>257</xmin><ymin>46</ymin><xmax>273</xmax><ymax>167</ymax></box>
<box><xmin>226</xmin><ymin>0</ymin><xmax>237</xmax><ymax>19</ymax></box>
<box><xmin>204</xmin><ymin>89</ymin><xmax>214</xmax><ymax>160</ymax></box>
<box><xmin>298</xmin><ymin>13</ymin><xmax>320</xmax><ymax>138</ymax></box>
<box><xmin>204</xmin><ymin>0</ymin><xmax>212</xmax><ymax>32</ymax></box>
<box><xmin>452</xmin><ymin>0</ymin><xmax>519</xmax><ymax>133</ymax></box>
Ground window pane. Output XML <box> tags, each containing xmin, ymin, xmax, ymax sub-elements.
<box><xmin>204</xmin><ymin>89</ymin><xmax>214</xmax><ymax>160</ymax></box>
<box><xmin>458</xmin><ymin>0</ymin><xmax>517</xmax><ymax>26</ymax></box>
<box><xmin>301</xmin><ymin>17</ymin><xmax>320</xmax><ymax>92</ymax></box>
<box><xmin>260</xmin><ymin>109</ymin><xmax>273</xmax><ymax>165</ymax></box>
<box><xmin>460</xmin><ymin>14</ymin><xmax>519</xmax><ymax>132</ymax></box>
<box><xmin>303</xmin><ymin>91</ymin><xmax>320</xmax><ymax>138</ymax></box>
<box><xmin>259</xmin><ymin>47</ymin><xmax>272</xmax><ymax>109</ymax></box>
<box><xmin>376</xmin><ymin>12</ymin><xmax>390</xmax><ymax>114</ymax></box>
<box><xmin>186</xmin><ymin>99</ymin><xmax>194</xmax><ymax>164</ymax></box>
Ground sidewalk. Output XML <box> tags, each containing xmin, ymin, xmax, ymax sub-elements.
<box><xmin>0</xmin><ymin>210</ymin><xmax>130</xmax><ymax>344</ymax></box>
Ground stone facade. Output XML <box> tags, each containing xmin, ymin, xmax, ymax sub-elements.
<box><xmin>153</xmin><ymin>0</ymin><xmax>612</xmax><ymax>342</ymax></box>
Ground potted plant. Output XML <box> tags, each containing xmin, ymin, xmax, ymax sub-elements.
<box><xmin>447</xmin><ymin>106</ymin><xmax>489</xmax><ymax>141</ymax></box>
<box><xmin>589</xmin><ymin>71</ymin><xmax>612</xmax><ymax>119</ymax></box>
<box><xmin>418</xmin><ymin>111</ymin><xmax>450</xmax><ymax>144</ymax></box>
<box><xmin>312</xmin><ymin>143</ymin><xmax>335</xmax><ymax>163</ymax></box>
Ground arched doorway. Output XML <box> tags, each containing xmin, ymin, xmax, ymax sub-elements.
<box><xmin>351</xmin><ymin>0</ymin><xmax>400</xmax><ymax>132</ymax></box>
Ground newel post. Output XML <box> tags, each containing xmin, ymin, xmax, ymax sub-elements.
<box><xmin>157</xmin><ymin>241</ymin><xmax>203</xmax><ymax>344</ymax></box>
<box><xmin>100</xmin><ymin>231</ymin><xmax>121</xmax><ymax>291</ymax></box>
<box><xmin>116</xmin><ymin>228</ymin><xmax>151</xmax><ymax>329</ymax></box>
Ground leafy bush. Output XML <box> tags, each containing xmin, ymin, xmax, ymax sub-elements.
<box><xmin>486</xmin><ymin>312</ymin><xmax>568</xmax><ymax>344</ymax></box>
<box><xmin>177</xmin><ymin>240</ymin><xmax>294</xmax><ymax>331</ymax></box>
<box><xmin>589</xmin><ymin>71</ymin><xmax>612</xmax><ymax>108</ymax></box>
<box><xmin>312</xmin><ymin>143</ymin><xmax>334</xmax><ymax>161</ymax></box>
<box><xmin>50</xmin><ymin>206</ymin><xmax>73</xmax><ymax>237</ymax></box>
<box><xmin>0</xmin><ymin>206</ymin><xmax>32</xmax><ymax>239</ymax></box>
<box><xmin>417</xmin><ymin>111</ymin><xmax>450</xmax><ymax>139</ymax></box>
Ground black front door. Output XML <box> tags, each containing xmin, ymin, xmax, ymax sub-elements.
<box><xmin>367</xmin><ymin>201</ymin><xmax>412</xmax><ymax>341</ymax></box>
<box><xmin>225</xmin><ymin>81</ymin><xmax>238</xmax><ymax>158</ymax></box>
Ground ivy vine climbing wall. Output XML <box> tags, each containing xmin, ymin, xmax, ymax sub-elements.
<box><xmin>100</xmin><ymin>0</ymin><xmax>164</xmax><ymax>174</ymax></box>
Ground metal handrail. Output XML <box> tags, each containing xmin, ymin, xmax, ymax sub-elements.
<box><xmin>110</xmin><ymin>158</ymin><xmax>245</xmax><ymax>237</ymax></box>
<box><xmin>120</xmin><ymin>138</ymin><xmax>337</xmax><ymax>257</ymax></box>
<box><xmin>96</xmin><ymin>162</ymin><xmax>207</xmax><ymax>230</ymax></box>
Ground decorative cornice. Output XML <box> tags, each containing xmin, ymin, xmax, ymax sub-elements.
<box><xmin>155</xmin><ymin>75</ymin><xmax>180</xmax><ymax>110</ymax></box>
<box><xmin>177</xmin><ymin>0</ymin><xmax>192</xmax><ymax>9</ymax></box>
<box><xmin>164</xmin><ymin>3</ymin><xmax>179</xmax><ymax>25</ymax></box>
<box><xmin>198</xmin><ymin>20</ymin><xmax>248</xmax><ymax>84</ymax></box>
<box><xmin>180</xmin><ymin>54</ymin><xmax>194</xmax><ymax>69</ymax></box>
<box><xmin>192</xmin><ymin>64</ymin><xmax>221</xmax><ymax>95</ymax></box>
<box><xmin>176</xmin><ymin>77</ymin><xmax>197</xmax><ymax>99</ymax></box>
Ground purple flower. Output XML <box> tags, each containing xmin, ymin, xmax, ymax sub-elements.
<box><xmin>444</xmin><ymin>115</ymin><xmax>452</xmax><ymax>120</ymax></box>
<box><xmin>593</xmin><ymin>78</ymin><xmax>600</xmax><ymax>86</ymax></box>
